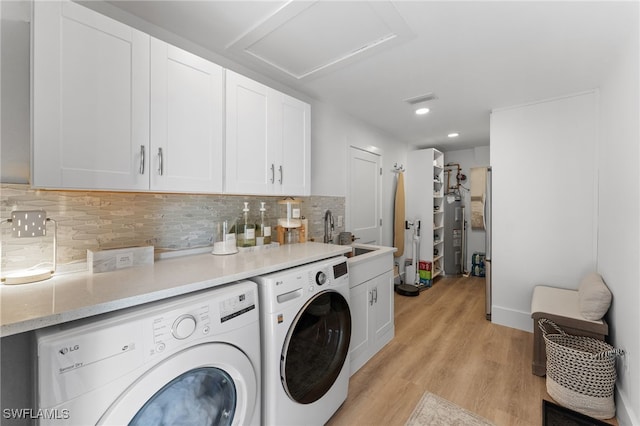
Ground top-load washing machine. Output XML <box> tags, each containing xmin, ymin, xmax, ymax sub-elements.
<box><xmin>35</xmin><ymin>281</ymin><xmax>261</xmax><ymax>426</ymax></box>
<box><xmin>252</xmin><ymin>256</ymin><xmax>351</xmax><ymax>426</ymax></box>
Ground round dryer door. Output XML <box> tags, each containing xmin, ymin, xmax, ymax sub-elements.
<box><xmin>98</xmin><ymin>343</ymin><xmax>257</xmax><ymax>426</ymax></box>
<box><xmin>281</xmin><ymin>291</ymin><xmax>351</xmax><ymax>404</ymax></box>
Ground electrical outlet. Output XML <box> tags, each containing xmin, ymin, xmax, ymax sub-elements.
<box><xmin>337</xmin><ymin>215</ymin><xmax>343</xmax><ymax>227</ymax></box>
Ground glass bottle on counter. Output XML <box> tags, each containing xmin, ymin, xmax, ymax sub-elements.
<box><xmin>255</xmin><ymin>202</ymin><xmax>271</xmax><ymax>246</ymax></box>
<box><xmin>237</xmin><ymin>202</ymin><xmax>256</xmax><ymax>247</ymax></box>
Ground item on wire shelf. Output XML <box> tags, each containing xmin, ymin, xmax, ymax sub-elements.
<box><xmin>418</xmin><ymin>260</ymin><xmax>432</xmax><ymax>287</ymax></box>
<box><xmin>471</xmin><ymin>252</ymin><xmax>486</xmax><ymax>277</ymax></box>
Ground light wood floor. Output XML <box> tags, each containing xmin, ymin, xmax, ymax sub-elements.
<box><xmin>327</xmin><ymin>275</ymin><xmax>617</xmax><ymax>426</ymax></box>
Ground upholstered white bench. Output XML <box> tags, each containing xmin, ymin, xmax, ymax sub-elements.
<box><xmin>530</xmin><ymin>272</ymin><xmax>611</xmax><ymax>376</ymax></box>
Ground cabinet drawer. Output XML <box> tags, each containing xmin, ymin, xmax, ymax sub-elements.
<box><xmin>348</xmin><ymin>252</ymin><xmax>392</xmax><ymax>287</ymax></box>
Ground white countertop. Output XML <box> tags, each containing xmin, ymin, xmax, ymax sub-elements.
<box><xmin>0</xmin><ymin>242</ymin><xmax>352</xmax><ymax>337</ymax></box>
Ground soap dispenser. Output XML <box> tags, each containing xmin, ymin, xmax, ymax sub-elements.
<box><xmin>256</xmin><ymin>202</ymin><xmax>271</xmax><ymax>246</ymax></box>
<box><xmin>237</xmin><ymin>202</ymin><xmax>256</xmax><ymax>247</ymax></box>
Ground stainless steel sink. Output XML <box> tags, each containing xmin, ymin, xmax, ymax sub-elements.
<box><xmin>353</xmin><ymin>247</ymin><xmax>376</xmax><ymax>256</ymax></box>
<box><xmin>345</xmin><ymin>246</ymin><xmax>379</xmax><ymax>259</ymax></box>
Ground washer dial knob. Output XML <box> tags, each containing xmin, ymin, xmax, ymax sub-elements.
<box><xmin>316</xmin><ymin>271</ymin><xmax>327</xmax><ymax>286</ymax></box>
<box><xmin>172</xmin><ymin>314</ymin><xmax>197</xmax><ymax>340</ymax></box>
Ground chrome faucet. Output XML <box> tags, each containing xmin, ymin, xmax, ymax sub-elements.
<box><xmin>324</xmin><ymin>210</ymin><xmax>334</xmax><ymax>243</ymax></box>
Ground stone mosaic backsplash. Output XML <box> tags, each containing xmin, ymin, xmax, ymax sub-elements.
<box><xmin>1</xmin><ymin>184</ymin><xmax>345</xmax><ymax>271</ymax></box>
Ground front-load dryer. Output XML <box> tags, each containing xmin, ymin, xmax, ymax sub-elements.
<box><xmin>252</xmin><ymin>256</ymin><xmax>351</xmax><ymax>426</ymax></box>
<box><xmin>35</xmin><ymin>281</ymin><xmax>260</xmax><ymax>426</ymax></box>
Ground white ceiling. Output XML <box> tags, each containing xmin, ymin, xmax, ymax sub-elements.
<box><xmin>104</xmin><ymin>0</ymin><xmax>638</xmax><ymax>151</ymax></box>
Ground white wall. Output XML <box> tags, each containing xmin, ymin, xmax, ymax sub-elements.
<box><xmin>310</xmin><ymin>100</ymin><xmax>408</xmax><ymax>247</ymax></box>
<box><xmin>310</xmin><ymin>102</ymin><xmax>348</xmax><ymax>197</ymax></box>
<box><xmin>442</xmin><ymin>146</ymin><xmax>490</xmax><ymax>272</ymax></box>
<box><xmin>490</xmin><ymin>91</ymin><xmax>598</xmax><ymax>331</ymax></box>
<box><xmin>596</xmin><ymin>33</ymin><xmax>639</xmax><ymax>426</ymax></box>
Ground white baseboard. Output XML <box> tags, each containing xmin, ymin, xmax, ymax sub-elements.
<box><xmin>491</xmin><ymin>305</ymin><xmax>532</xmax><ymax>332</ymax></box>
<box><xmin>615</xmin><ymin>388</ymin><xmax>638</xmax><ymax>426</ymax></box>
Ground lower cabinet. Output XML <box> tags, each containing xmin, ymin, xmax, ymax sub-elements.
<box><xmin>349</xmin><ymin>255</ymin><xmax>394</xmax><ymax>376</ymax></box>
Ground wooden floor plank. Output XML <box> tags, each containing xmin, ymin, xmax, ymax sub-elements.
<box><xmin>327</xmin><ymin>275</ymin><xmax>618</xmax><ymax>426</ymax></box>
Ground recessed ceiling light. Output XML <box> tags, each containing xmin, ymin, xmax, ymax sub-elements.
<box><xmin>405</xmin><ymin>92</ymin><xmax>437</xmax><ymax>117</ymax></box>
<box><xmin>448</xmin><ymin>132</ymin><xmax>459</xmax><ymax>138</ymax></box>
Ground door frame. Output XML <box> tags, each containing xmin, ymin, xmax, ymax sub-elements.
<box><xmin>347</xmin><ymin>145</ymin><xmax>383</xmax><ymax>244</ymax></box>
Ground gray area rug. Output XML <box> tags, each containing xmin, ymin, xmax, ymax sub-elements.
<box><xmin>405</xmin><ymin>392</ymin><xmax>495</xmax><ymax>426</ymax></box>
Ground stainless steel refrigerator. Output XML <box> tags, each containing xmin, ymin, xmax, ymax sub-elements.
<box><xmin>485</xmin><ymin>167</ymin><xmax>492</xmax><ymax>321</ymax></box>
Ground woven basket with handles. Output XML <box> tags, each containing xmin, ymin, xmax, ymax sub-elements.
<box><xmin>539</xmin><ymin>318</ymin><xmax>624</xmax><ymax>419</ymax></box>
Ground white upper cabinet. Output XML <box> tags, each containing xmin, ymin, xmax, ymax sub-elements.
<box><xmin>33</xmin><ymin>2</ymin><xmax>224</xmax><ymax>193</ymax></box>
<box><xmin>150</xmin><ymin>39</ymin><xmax>224</xmax><ymax>193</ymax></box>
<box><xmin>269</xmin><ymin>90</ymin><xmax>311</xmax><ymax>196</ymax></box>
<box><xmin>225</xmin><ymin>71</ymin><xmax>270</xmax><ymax>195</ymax></box>
<box><xmin>33</xmin><ymin>2</ymin><xmax>307</xmax><ymax>195</ymax></box>
<box><xmin>226</xmin><ymin>70</ymin><xmax>310</xmax><ymax>196</ymax></box>
<box><xmin>33</xmin><ymin>1</ymin><xmax>150</xmax><ymax>190</ymax></box>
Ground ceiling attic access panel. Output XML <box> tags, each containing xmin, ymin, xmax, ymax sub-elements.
<box><xmin>228</xmin><ymin>1</ymin><xmax>414</xmax><ymax>80</ymax></box>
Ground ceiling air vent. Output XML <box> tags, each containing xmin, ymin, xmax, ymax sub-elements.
<box><xmin>404</xmin><ymin>92</ymin><xmax>439</xmax><ymax>105</ymax></box>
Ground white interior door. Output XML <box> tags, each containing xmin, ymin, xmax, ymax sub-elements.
<box><xmin>348</xmin><ymin>147</ymin><xmax>381</xmax><ymax>244</ymax></box>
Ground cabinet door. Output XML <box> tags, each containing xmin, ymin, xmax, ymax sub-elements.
<box><xmin>225</xmin><ymin>71</ymin><xmax>269</xmax><ymax>194</ymax></box>
<box><xmin>268</xmin><ymin>90</ymin><xmax>311</xmax><ymax>196</ymax></box>
<box><xmin>372</xmin><ymin>271</ymin><xmax>394</xmax><ymax>351</ymax></box>
<box><xmin>150</xmin><ymin>39</ymin><xmax>223</xmax><ymax>193</ymax></box>
<box><xmin>348</xmin><ymin>281</ymin><xmax>372</xmax><ymax>375</ymax></box>
<box><xmin>33</xmin><ymin>1</ymin><xmax>149</xmax><ymax>190</ymax></box>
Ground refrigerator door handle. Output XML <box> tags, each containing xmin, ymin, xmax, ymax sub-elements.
<box><xmin>482</xmin><ymin>193</ymin><xmax>487</xmax><ymax>231</ymax></box>
<box><xmin>485</xmin><ymin>258</ymin><xmax>491</xmax><ymax>321</ymax></box>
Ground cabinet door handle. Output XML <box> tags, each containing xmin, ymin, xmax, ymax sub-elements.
<box><xmin>271</xmin><ymin>164</ymin><xmax>275</xmax><ymax>184</ymax></box>
<box><xmin>157</xmin><ymin>147</ymin><xmax>163</xmax><ymax>176</ymax></box>
<box><xmin>373</xmin><ymin>288</ymin><xmax>378</xmax><ymax>304</ymax></box>
<box><xmin>278</xmin><ymin>165</ymin><xmax>283</xmax><ymax>184</ymax></box>
<box><xmin>139</xmin><ymin>145</ymin><xmax>145</xmax><ymax>175</ymax></box>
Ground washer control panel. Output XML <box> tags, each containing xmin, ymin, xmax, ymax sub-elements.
<box><xmin>315</xmin><ymin>271</ymin><xmax>327</xmax><ymax>286</ymax></box>
<box><xmin>171</xmin><ymin>314</ymin><xmax>197</xmax><ymax>339</ymax></box>
<box><xmin>219</xmin><ymin>290</ymin><xmax>256</xmax><ymax>323</ymax></box>
<box><xmin>255</xmin><ymin>257</ymin><xmax>349</xmax><ymax>313</ymax></box>
<box><xmin>148</xmin><ymin>287</ymin><xmax>256</xmax><ymax>357</ymax></box>
<box><xmin>151</xmin><ymin>304</ymin><xmax>210</xmax><ymax>355</ymax></box>
<box><xmin>307</xmin><ymin>259</ymin><xmax>348</xmax><ymax>292</ymax></box>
